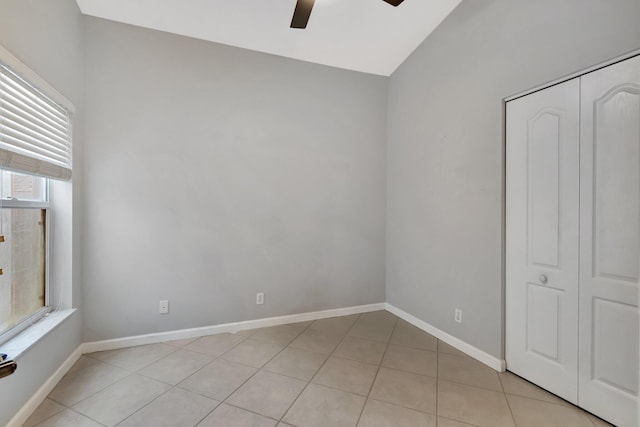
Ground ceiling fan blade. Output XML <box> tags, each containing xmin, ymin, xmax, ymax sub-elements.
<box><xmin>290</xmin><ymin>0</ymin><xmax>315</xmax><ymax>29</ymax></box>
<box><xmin>382</xmin><ymin>0</ymin><xmax>405</xmax><ymax>6</ymax></box>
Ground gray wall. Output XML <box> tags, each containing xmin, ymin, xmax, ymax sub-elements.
<box><xmin>386</xmin><ymin>0</ymin><xmax>640</xmax><ymax>358</ymax></box>
<box><xmin>0</xmin><ymin>0</ymin><xmax>84</xmax><ymax>425</ymax></box>
<box><xmin>82</xmin><ymin>18</ymin><xmax>388</xmax><ymax>341</ymax></box>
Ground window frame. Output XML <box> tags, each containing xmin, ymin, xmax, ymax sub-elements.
<box><xmin>0</xmin><ymin>180</ymin><xmax>51</xmax><ymax>344</ymax></box>
<box><xmin>0</xmin><ymin>43</ymin><xmax>72</xmax><ymax>346</ymax></box>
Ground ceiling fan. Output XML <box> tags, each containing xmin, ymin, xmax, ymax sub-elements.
<box><xmin>290</xmin><ymin>0</ymin><xmax>405</xmax><ymax>29</ymax></box>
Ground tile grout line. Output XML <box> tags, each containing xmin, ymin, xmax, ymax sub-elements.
<box><xmin>353</xmin><ymin>314</ymin><xmax>400</xmax><ymax>426</ymax></box>
<box><xmin>87</xmin><ymin>342</ymin><xmax>182</xmax><ymax>372</ymax></box>
<box><xmin>438</xmin><ymin>414</ymin><xmax>485</xmax><ymax>427</ymax></box>
<box><xmin>498</xmin><ymin>372</ymin><xmax>518</xmax><ymax>427</ymax></box>
<box><xmin>276</xmin><ymin>313</ymin><xmax>364</xmax><ymax>426</ymax></box>
<box><xmin>89</xmin><ymin>344</ymin><xmax>196</xmax><ymax>427</ymax></box>
<box><xmin>435</xmin><ymin>338</ymin><xmax>439</xmax><ymax>426</ymax></box>
<box><xmin>69</xmin><ymin>342</ymin><xmax>185</xmax><ymax>417</ymax></box>
<box><xmin>500</xmin><ymin>370</ymin><xmax>582</xmax><ymax>408</ymax></box>
<box><xmin>121</xmin><ymin>338</ymin><xmax>248</xmax><ymax>426</ymax></box>
<box><xmin>47</xmin><ymin>320</ymin><xmax>448</xmax><ymax>426</ymax></box>
<box><xmin>40</xmin><ymin>312</ymin><xmax>611</xmax><ymax>427</ymax></box>
<box><xmin>436</xmin><ymin>377</ymin><xmax>507</xmax><ymax>396</ymax></box>
<box><xmin>30</xmin><ymin>406</ymin><xmax>108</xmax><ymax>427</ymax></box>
<box><xmin>167</xmin><ymin>325</ymin><xmax>312</xmax><ymax>425</ymax></box>
<box><xmin>109</xmin><ymin>379</ymin><xmax>180</xmax><ymax>426</ymax></box>
<box><xmin>84</xmin><ymin>331</ymin><xmax>253</xmax><ymax>426</ymax></box>
<box><xmin>363</xmin><ymin>396</ymin><xmax>440</xmax><ymax>421</ymax></box>
<box><xmin>209</xmin><ymin>320</ymin><xmax>317</xmax><ymax>425</ymax></box>
<box><xmin>173</xmin><ymin>324</ymin><xmax>306</xmax><ymax>426</ymax></box>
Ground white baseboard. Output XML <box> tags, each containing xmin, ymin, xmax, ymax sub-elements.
<box><xmin>385</xmin><ymin>303</ymin><xmax>506</xmax><ymax>372</ymax></box>
<box><xmin>9</xmin><ymin>301</ymin><xmax>504</xmax><ymax>427</ymax></box>
<box><xmin>7</xmin><ymin>344</ymin><xmax>85</xmax><ymax>427</ymax></box>
<box><xmin>83</xmin><ymin>303</ymin><xmax>387</xmax><ymax>353</ymax></box>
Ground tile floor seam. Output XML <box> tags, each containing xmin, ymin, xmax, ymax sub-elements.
<box><xmin>47</xmin><ymin>369</ymin><xmax>136</xmax><ymax>409</ymax></box>
<box><xmin>35</xmin><ymin>396</ymin><xmax>75</xmax><ymax>414</ymax></box>
<box><xmin>497</xmin><ymin>369</ymin><xmax>507</xmax><ymax>393</ymax></box>
<box><xmin>109</xmin><ymin>383</ymin><xmax>178</xmax><ymax>427</ymax></box>
<box><xmin>278</xmin><ymin>313</ymin><xmax>363</xmax><ymax>425</ymax></box>
<box><xmin>507</xmin><ymin>393</ymin><xmax>599</xmax><ymax>427</ymax></box>
<box><xmin>364</xmin><ymin>395</ymin><xmax>438</xmax><ymax>418</ymax></box>
<box><xmin>173</xmin><ymin>383</ymin><xmax>224</xmax><ymax>407</ymax></box>
<box><xmin>502</xmin><ymin>385</ymin><xmax>519</xmax><ymax>427</ymax></box>
<box><xmin>212</xmin><ymin>319</ymin><xmax>318</xmax><ymax>424</ymax></box>
<box><xmin>437</xmin><ymin>376</ymin><xmax>519</xmax><ymax>395</ymax></box>
<box><xmin>354</xmin><ymin>315</ymin><xmax>400</xmax><ymax>426</ymax></box>
<box><xmin>168</xmin><ymin>332</ymin><xmax>255</xmax><ymax>388</ymax></box>
<box><xmin>190</xmin><ymin>399</ymin><xmax>222</xmax><ymax>427</ymax></box>
<box><xmin>70</xmin><ymin>356</ymin><xmax>136</xmax><ymax>374</ymax></box>
<box><xmin>217</xmin><ymin>401</ymin><xmax>281</xmax><ymax>423</ymax></box>
<box><xmin>503</xmin><ymin>391</ymin><xmax>575</xmax><ymax>407</ymax></box>
<box><xmin>388</xmin><ymin>342</ymin><xmax>438</xmax><ymax>353</ymax></box>
<box><xmin>70</xmin><ymin>373</ymin><xmax>173</xmax><ymax>427</ymax></box>
<box><xmin>435</xmin><ymin>338</ymin><xmax>439</xmax><ymax>425</ymax></box>
<box><xmin>497</xmin><ymin>362</ymin><xmax>519</xmax><ymax>427</ymax></box>
<box><xmin>260</xmin><ymin>358</ymin><xmax>326</xmax><ymax>382</ymax></box>
<box><xmin>79</xmin><ymin>344</ymin><xmax>182</xmax><ymax>376</ymax></box>
<box><xmin>40</xmin><ymin>407</ymin><xmax>108</xmax><ymax>427</ymax></box>
<box><xmin>78</xmin><ymin>408</ymin><xmax>109</xmax><ymax>427</ymax></box>
<box><xmin>438</xmin><ymin>414</ymin><xmax>484</xmax><ymax>427</ymax></box>
<box><xmin>381</xmin><ymin>364</ymin><xmax>437</xmax><ymax>380</ymax></box>
<box><xmin>258</xmin><ymin>365</ymin><xmax>305</xmax><ymax>382</ymax></box>
<box><xmin>296</xmin><ymin>379</ymin><xmax>373</xmax><ymax>399</ymax></box>
<box><xmin>586</xmin><ymin>412</ymin><xmax>607</xmax><ymax>427</ymax></box>
<box><xmin>132</xmin><ymin>347</ymin><xmax>215</xmax><ymax>386</ymax></box>
<box><xmin>115</xmin><ymin>335</ymin><xmax>254</xmax><ymax>424</ymax></box>
<box><xmin>29</xmin><ymin>407</ymin><xmax>87</xmax><ymax>427</ymax></box>
<box><xmin>134</xmin><ymin>368</ymin><xmax>180</xmax><ymax>386</ymax></box>
<box><xmin>182</xmin><ymin>332</ymin><xmax>253</xmax><ymax>358</ymax></box>
<box><xmin>216</xmin><ymin>353</ymin><xmax>279</xmax><ymax>371</ymax></box>
<box><xmin>500</xmin><ymin>370</ymin><xmax>577</xmax><ymax>408</ymax></box>
<box><xmin>34</xmin><ymin>312</ymin><xmax>612</xmax><ymax>427</ymax></box>
<box><xmin>321</xmin><ymin>353</ymin><xmax>380</xmax><ymax>368</ymax></box>
<box><xmin>342</xmin><ymin>332</ymin><xmax>399</xmax><ymax>346</ymax></box>
<box><xmin>249</xmin><ymin>332</ymin><xmax>304</xmax><ymax>347</ymax></box>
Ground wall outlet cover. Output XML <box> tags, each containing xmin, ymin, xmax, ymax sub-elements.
<box><xmin>159</xmin><ymin>300</ymin><xmax>169</xmax><ymax>314</ymax></box>
<box><xmin>454</xmin><ymin>308</ymin><xmax>463</xmax><ymax>323</ymax></box>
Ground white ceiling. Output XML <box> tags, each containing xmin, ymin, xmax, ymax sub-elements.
<box><xmin>75</xmin><ymin>0</ymin><xmax>461</xmax><ymax>76</ymax></box>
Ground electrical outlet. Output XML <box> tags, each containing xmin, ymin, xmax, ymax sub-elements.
<box><xmin>256</xmin><ymin>292</ymin><xmax>264</xmax><ymax>305</ymax></box>
<box><xmin>159</xmin><ymin>300</ymin><xmax>169</xmax><ymax>314</ymax></box>
<box><xmin>454</xmin><ymin>308</ymin><xmax>463</xmax><ymax>324</ymax></box>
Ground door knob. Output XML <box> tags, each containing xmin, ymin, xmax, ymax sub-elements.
<box><xmin>539</xmin><ymin>274</ymin><xmax>548</xmax><ymax>284</ymax></box>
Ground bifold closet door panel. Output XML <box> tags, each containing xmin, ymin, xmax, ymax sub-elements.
<box><xmin>506</xmin><ymin>77</ymin><xmax>580</xmax><ymax>404</ymax></box>
<box><xmin>578</xmin><ymin>55</ymin><xmax>640</xmax><ymax>427</ymax></box>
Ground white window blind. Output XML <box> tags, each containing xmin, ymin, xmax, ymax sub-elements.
<box><xmin>0</xmin><ymin>63</ymin><xmax>72</xmax><ymax>181</ymax></box>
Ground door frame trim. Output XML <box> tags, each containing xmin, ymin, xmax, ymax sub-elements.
<box><xmin>504</xmin><ymin>49</ymin><xmax>640</xmax><ymax>103</ymax></box>
<box><xmin>500</xmin><ymin>48</ymin><xmax>640</xmax><ymax>365</ymax></box>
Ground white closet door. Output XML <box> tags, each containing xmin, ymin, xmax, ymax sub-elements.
<box><xmin>506</xmin><ymin>78</ymin><xmax>580</xmax><ymax>403</ymax></box>
<box><xmin>579</xmin><ymin>55</ymin><xmax>640</xmax><ymax>427</ymax></box>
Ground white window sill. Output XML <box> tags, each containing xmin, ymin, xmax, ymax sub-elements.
<box><xmin>0</xmin><ymin>309</ymin><xmax>76</xmax><ymax>360</ymax></box>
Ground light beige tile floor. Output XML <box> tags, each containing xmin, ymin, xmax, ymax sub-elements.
<box><xmin>24</xmin><ymin>312</ymin><xmax>613</xmax><ymax>427</ymax></box>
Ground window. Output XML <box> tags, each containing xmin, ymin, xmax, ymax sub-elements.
<box><xmin>0</xmin><ymin>171</ymin><xmax>48</xmax><ymax>337</ymax></box>
<box><xmin>0</xmin><ymin>46</ymin><xmax>72</xmax><ymax>344</ymax></box>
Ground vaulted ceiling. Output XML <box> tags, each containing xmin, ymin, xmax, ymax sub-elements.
<box><xmin>75</xmin><ymin>0</ymin><xmax>461</xmax><ymax>76</ymax></box>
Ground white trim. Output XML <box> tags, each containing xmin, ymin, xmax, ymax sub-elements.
<box><xmin>504</xmin><ymin>49</ymin><xmax>640</xmax><ymax>102</ymax></box>
<box><xmin>83</xmin><ymin>303</ymin><xmax>386</xmax><ymax>353</ymax></box>
<box><xmin>8</xmin><ymin>302</ymin><xmax>509</xmax><ymax>425</ymax></box>
<box><xmin>0</xmin><ymin>309</ymin><xmax>76</xmax><ymax>359</ymax></box>
<box><xmin>0</xmin><ymin>44</ymin><xmax>74</xmax><ymax>113</ymax></box>
<box><xmin>385</xmin><ymin>303</ymin><xmax>506</xmax><ymax>372</ymax></box>
<box><xmin>6</xmin><ymin>344</ymin><xmax>84</xmax><ymax>427</ymax></box>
